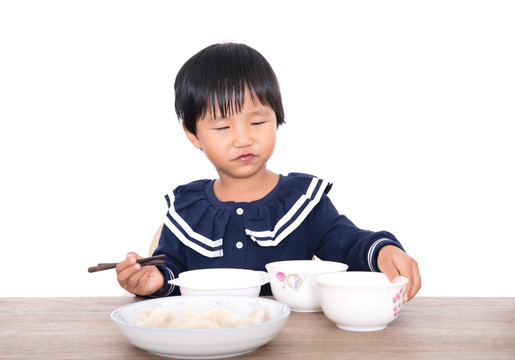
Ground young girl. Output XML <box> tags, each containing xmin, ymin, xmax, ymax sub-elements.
<box><xmin>116</xmin><ymin>42</ymin><xmax>421</xmax><ymax>301</ymax></box>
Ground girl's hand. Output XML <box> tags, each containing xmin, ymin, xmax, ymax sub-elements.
<box><xmin>377</xmin><ymin>245</ymin><xmax>421</xmax><ymax>302</ymax></box>
<box><xmin>116</xmin><ymin>252</ymin><xmax>165</xmax><ymax>296</ymax></box>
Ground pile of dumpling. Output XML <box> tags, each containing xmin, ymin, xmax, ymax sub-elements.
<box><xmin>135</xmin><ymin>305</ymin><xmax>272</xmax><ymax>329</ymax></box>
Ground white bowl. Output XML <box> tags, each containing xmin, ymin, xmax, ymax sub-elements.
<box><xmin>111</xmin><ymin>295</ymin><xmax>290</xmax><ymax>359</ymax></box>
<box><xmin>168</xmin><ymin>268</ymin><xmax>269</xmax><ymax>296</ymax></box>
<box><xmin>265</xmin><ymin>260</ymin><xmax>348</xmax><ymax>312</ymax></box>
<box><xmin>316</xmin><ymin>271</ymin><xmax>409</xmax><ymax>331</ymax></box>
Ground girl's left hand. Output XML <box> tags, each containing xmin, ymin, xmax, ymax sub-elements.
<box><xmin>377</xmin><ymin>245</ymin><xmax>421</xmax><ymax>302</ymax></box>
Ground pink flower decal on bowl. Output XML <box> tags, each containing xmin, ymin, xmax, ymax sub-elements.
<box><xmin>392</xmin><ymin>287</ymin><xmax>404</xmax><ymax>317</ymax></box>
<box><xmin>276</xmin><ymin>272</ymin><xmax>287</xmax><ymax>288</ymax></box>
<box><xmin>275</xmin><ymin>272</ymin><xmax>306</xmax><ymax>291</ymax></box>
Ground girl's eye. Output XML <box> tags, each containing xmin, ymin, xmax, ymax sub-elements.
<box><xmin>251</xmin><ymin>121</ymin><xmax>266</xmax><ymax>126</ymax></box>
<box><xmin>214</xmin><ymin>126</ymin><xmax>229</xmax><ymax>131</ymax></box>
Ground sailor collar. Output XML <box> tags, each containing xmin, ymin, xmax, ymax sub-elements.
<box><xmin>164</xmin><ymin>173</ymin><xmax>332</xmax><ymax>258</ymax></box>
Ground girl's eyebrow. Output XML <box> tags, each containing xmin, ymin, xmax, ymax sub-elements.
<box><xmin>247</xmin><ymin>109</ymin><xmax>274</xmax><ymax>116</ymax></box>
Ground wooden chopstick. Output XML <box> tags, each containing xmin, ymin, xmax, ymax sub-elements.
<box><xmin>88</xmin><ymin>254</ymin><xmax>166</xmax><ymax>273</ymax></box>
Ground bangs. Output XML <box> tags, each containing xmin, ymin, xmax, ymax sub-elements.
<box><xmin>204</xmin><ymin>78</ymin><xmax>260</xmax><ymax>121</ymax></box>
<box><xmin>175</xmin><ymin>43</ymin><xmax>285</xmax><ymax>134</ymax></box>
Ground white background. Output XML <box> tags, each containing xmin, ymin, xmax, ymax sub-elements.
<box><xmin>1</xmin><ymin>0</ymin><xmax>514</xmax><ymax>297</ymax></box>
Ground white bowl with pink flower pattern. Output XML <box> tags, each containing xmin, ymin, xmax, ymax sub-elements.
<box><xmin>316</xmin><ymin>271</ymin><xmax>409</xmax><ymax>331</ymax></box>
<box><xmin>265</xmin><ymin>260</ymin><xmax>348</xmax><ymax>312</ymax></box>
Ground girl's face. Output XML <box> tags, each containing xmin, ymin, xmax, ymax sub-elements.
<box><xmin>184</xmin><ymin>94</ymin><xmax>277</xmax><ymax>181</ymax></box>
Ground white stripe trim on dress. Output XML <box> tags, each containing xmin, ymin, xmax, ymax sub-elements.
<box><xmin>164</xmin><ymin>267</ymin><xmax>175</xmax><ymax>296</ymax></box>
<box><xmin>244</xmin><ymin>177</ymin><xmax>320</xmax><ymax>239</ymax></box>
<box><xmin>168</xmin><ymin>193</ymin><xmax>223</xmax><ymax>248</ymax></box>
<box><xmin>367</xmin><ymin>238</ymin><xmax>390</xmax><ymax>271</ymax></box>
<box><xmin>164</xmin><ymin>216</ymin><xmax>223</xmax><ymax>258</ymax></box>
<box><xmin>246</xmin><ymin>178</ymin><xmax>330</xmax><ymax>247</ymax></box>
<box><xmin>149</xmin><ymin>267</ymin><xmax>175</xmax><ymax>297</ymax></box>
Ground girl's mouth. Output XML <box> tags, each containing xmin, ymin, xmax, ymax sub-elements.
<box><xmin>235</xmin><ymin>154</ymin><xmax>255</xmax><ymax>162</ymax></box>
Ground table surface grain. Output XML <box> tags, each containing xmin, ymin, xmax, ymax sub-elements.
<box><xmin>1</xmin><ymin>296</ymin><xmax>514</xmax><ymax>359</ymax></box>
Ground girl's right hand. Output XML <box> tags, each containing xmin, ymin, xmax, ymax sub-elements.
<box><xmin>116</xmin><ymin>252</ymin><xmax>165</xmax><ymax>296</ymax></box>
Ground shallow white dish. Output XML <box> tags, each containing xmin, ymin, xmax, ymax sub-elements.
<box><xmin>168</xmin><ymin>268</ymin><xmax>269</xmax><ymax>296</ymax></box>
<box><xmin>316</xmin><ymin>272</ymin><xmax>409</xmax><ymax>332</ymax></box>
<box><xmin>111</xmin><ymin>295</ymin><xmax>290</xmax><ymax>359</ymax></box>
<box><xmin>266</xmin><ymin>259</ymin><xmax>348</xmax><ymax>312</ymax></box>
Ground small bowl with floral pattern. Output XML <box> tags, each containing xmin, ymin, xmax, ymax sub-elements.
<box><xmin>316</xmin><ymin>271</ymin><xmax>409</xmax><ymax>331</ymax></box>
<box><xmin>265</xmin><ymin>259</ymin><xmax>348</xmax><ymax>312</ymax></box>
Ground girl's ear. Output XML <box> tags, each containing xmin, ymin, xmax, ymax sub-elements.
<box><xmin>182</xmin><ymin>121</ymin><xmax>202</xmax><ymax>150</ymax></box>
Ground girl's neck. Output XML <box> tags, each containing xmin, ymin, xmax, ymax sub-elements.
<box><xmin>213</xmin><ymin>170</ymin><xmax>279</xmax><ymax>202</ymax></box>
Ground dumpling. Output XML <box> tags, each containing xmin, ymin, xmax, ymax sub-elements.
<box><xmin>194</xmin><ymin>307</ymin><xmax>242</xmax><ymax>328</ymax></box>
<box><xmin>135</xmin><ymin>305</ymin><xmax>156</xmax><ymax>323</ymax></box>
<box><xmin>136</xmin><ymin>306</ymin><xmax>177</xmax><ymax>328</ymax></box>
<box><xmin>168</xmin><ymin>307</ymin><xmax>197</xmax><ymax>328</ymax></box>
<box><xmin>135</xmin><ymin>305</ymin><xmax>273</xmax><ymax>329</ymax></box>
<box><xmin>248</xmin><ymin>306</ymin><xmax>271</xmax><ymax>323</ymax></box>
<box><xmin>237</xmin><ymin>306</ymin><xmax>271</xmax><ymax>327</ymax></box>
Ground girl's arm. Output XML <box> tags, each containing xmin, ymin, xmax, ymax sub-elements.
<box><xmin>311</xmin><ymin>194</ymin><xmax>420</xmax><ymax>301</ymax></box>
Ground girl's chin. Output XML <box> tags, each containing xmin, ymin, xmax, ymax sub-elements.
<box><xmin>216</xmin><ymin>166</ymin><xmax>269</xmax><ymax>180</ymax></box>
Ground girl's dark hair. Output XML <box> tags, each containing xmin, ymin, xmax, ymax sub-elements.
<box><xmin>174</xmin><ymin>42</ymin><xmax>285</xmax><ymax>134</ymax></box>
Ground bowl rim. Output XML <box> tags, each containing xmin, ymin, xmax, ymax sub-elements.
<box><xmin>178</xmin><ymin>268</ymin><xmax>266</xmax><ymax>276</ymax></box>
<box><xmin>316</xmin><ymin>271</ymin><xmax>409</xmax><ymax>288</ymax></box>
<box><xmin>168</xmin><ymin>268</ymin><xmax>269</xmax><ymax>290</ymax></box>
<box><xmin>265</xmin><ymin>260</ymin><xmax>348</xmax><ymax>275</ymax></box>
<box><xmin>110</xmin><ymin>295</ymin><xmax>291</xmax><ymax>334</ymax></box>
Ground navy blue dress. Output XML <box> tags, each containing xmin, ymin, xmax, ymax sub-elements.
<box><xmin>151</xmin><ymin>173</ymin><xmax>403</xmax><ymax>296</ymax></box>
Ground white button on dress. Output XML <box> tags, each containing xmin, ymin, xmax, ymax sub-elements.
<box><xmin>236</xmin><ymin>241</ymin><xmax>243</xmax><ymax>249</ymax></box>
<box><xmin>236</xmin><ymin>208</ymin><xmax>244</xmax><ymax>215</ymax></box>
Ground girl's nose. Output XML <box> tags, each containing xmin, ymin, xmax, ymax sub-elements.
<box><xmin>233</xmin><ymin>125</ymin><xmax>253</xmax><ymax>148</ymax></box>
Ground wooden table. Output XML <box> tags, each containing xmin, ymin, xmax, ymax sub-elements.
<box><xmin>1</xmin><ymin>296</ymin><xmax>514</xmax><ymax>359</ymax></box>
